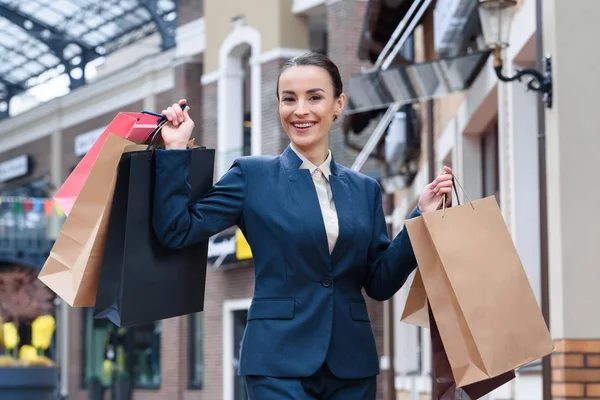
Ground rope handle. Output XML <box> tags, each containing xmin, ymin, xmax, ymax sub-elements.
<box><xmin>441</xmin><ymin>174</ymin><xmax>475</xmax><ymax>217</ymax></box>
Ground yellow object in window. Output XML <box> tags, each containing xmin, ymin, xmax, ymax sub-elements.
<box><xmin>236</xmin><ymin>229</ymin><xmax>253</xmax><ymax>260</ymax></box>
<box><xmin>32</xmin><ymin>315</ymin><xmax>56</xmax><ymax>351</ymax></box>
<box><xmin>2</xmin><ymin>323</ymin><xmax>19</xmax><ymax>350</ymax></box>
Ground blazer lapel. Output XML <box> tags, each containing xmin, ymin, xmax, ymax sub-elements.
<box><xmin>329</xmin><ymin>172</ymin><xmax>354</xmax><ymax>261</ymax></box>
<box><xmin>281</xmin><ymin>147</ymin><xmax>330</xmax><ymax>262</ymax></box>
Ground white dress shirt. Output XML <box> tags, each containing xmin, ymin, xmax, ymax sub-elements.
<box><xmin>290</xmin><ymin>144</ymin><xmax>339</xmax><ymax>254</ymax></box>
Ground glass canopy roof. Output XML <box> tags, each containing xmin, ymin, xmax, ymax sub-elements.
<box><xmin>0</xmin><ymin>0</ymin><xmax>177</xmax><ymax>116</ymax></box>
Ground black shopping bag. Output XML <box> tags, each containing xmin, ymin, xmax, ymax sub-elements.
<box><xmin>93</xmin><ymin>146</ymin><xmax>215</xmax><ymax>327</ymax></box>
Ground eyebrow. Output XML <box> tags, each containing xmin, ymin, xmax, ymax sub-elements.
<box><xmin>281</xmin><ymin>88</ymin><xmax>325</xmax><ymax>95</ymax></box>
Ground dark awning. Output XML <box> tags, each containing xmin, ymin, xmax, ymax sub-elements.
<box><xmin>346</xmin><ymin>49</ymin><xmax>492</xmax><ymax>115</ymax></box>
<box><xmin>359</xmin><ymin>0</ymin><xmax>420</xmax><ymax>64</ymax></box>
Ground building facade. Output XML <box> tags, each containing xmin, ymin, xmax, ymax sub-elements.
<box><xmin>2</xmin><ymin>0</ymin><xmax>598</xmax><ymax>399</ymax></box>
<box><xmin>347</xmin><ymin>0</ymin><xmax>600</xmax><ymax>399</ymax></box>
<box><xmin>0</xmin><ymin>1</ymin><xmax>394</xmax><ymax>399</ymax></box>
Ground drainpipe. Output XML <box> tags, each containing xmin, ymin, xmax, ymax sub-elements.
<box><xmin>535</xmin><ymin>0</ymin><xmax>551</xmax><ymax>398</ymax></box>
<box><xmin>425</xmin><ymin>98</ymin><xmax>436</xmax><ymax>400</ymax></box>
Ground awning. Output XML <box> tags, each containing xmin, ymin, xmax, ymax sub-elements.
<box><xmin>359</xmin><ymin>0</ymin><xmax>420</xmax><ymax>65</ymax></box>
<box><xmin>346</xmin><ymin>49</ymin><xmax>492</xmax><ymax>115</ymax></box>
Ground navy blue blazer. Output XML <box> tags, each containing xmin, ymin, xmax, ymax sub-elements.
<box><xmin>153</xmin><ymin>145</ymin><xmax>420</xmax><ymax>380</ymax></box>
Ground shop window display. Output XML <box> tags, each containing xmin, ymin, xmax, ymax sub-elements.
<box><xmin>188</xmin><ymin>312</ymin><xmax>203</xmax><ymax>388</ymax></box>
<box><xmin>82</xmin><ymin>309</ymin><xmax>161</xmax><ymax>389</ymax></box>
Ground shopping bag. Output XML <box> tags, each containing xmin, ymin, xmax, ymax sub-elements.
<box><xmin>54</xmin><ymin>112</ymin><xmax>163</xmax><ymax>216</ymax></box>
<box><xmin>93</xmin><ymin>144</ymin><xmax>215</xmax><ymax>327</ymax></box>
<box><xmin>403</xmin><ymin>177</ymin><xmax>553</xmax><ymax>388</ymax></box>
<box><xmin>400</xmin><ymin>269</ymin><xmax>429</xmax><ymax>328</ymax></box>
<box><xmin>38</xmin><ymin>134</ymin><xmax>148</xmax><ymax>306</ymax></box>
<box><xmin>429</xmin><ymin>307</ymin><xmax>515</xmax><ymax>399</ymax></box>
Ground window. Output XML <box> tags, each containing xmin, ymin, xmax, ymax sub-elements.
<box><xmin>188</xmin><ymin>312</ymin><xmax>203</xmax><ymax>388</ymax></box>
<box><xmin>308</xmin><ymin>14</ymin><xmax>328</xmax><ymax>55</ymax></box>
<box><xmin>241</xmin><ymin>48</ymin><xmax>252</xmax><ymax>157</ymax></box>
<box><xmin>81</xmin><ymin>309</ymin><xmax>161</xmax><ymax>389</ymax></box>
<box><xmin>481</xmin><ymin>120</ymin><xmax>500</xmax><ymax>203</ymax></box>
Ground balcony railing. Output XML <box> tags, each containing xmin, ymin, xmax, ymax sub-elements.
<box><xmin>0</xmin><ymin>196</ymin><xmax>61</xmax><ymax>270</ymax></box>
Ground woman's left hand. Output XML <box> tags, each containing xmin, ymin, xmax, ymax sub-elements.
<box><xmin>417</xmin><ymin>166</ymin><xmax>454</xmax><ymax>214</ymax></box>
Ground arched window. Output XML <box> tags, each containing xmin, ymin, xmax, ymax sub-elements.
<box><xmin>217</xmin><ymin>25</ymin><xmax>261</xmax><ymax>177</ymax></box>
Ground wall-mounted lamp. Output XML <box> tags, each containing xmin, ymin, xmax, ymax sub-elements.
<box><xmin>477</xmin><ymin>0</ymin><xmax>553</xmax><ymax>107</ymax></box>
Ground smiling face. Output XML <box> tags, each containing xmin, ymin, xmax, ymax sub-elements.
<box><xmin>278</xmin><ymin>65</ymin><xmax>346</xmax><ymax>159</ymax></box>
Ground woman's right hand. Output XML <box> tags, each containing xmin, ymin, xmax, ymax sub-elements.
<box><xmin>160</xmin><ymin>99</ymin><xmax>195</xmax><ymax>150</ymax></box>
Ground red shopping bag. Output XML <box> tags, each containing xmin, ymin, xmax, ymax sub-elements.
<box><xmin>53</xmin><ymin>112</ymin><xmax>162</xmax><ymax>216</ymax></box>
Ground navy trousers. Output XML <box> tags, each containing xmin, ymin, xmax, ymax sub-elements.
<box><xmin>245</xmin><ymin>363</ymin><xmax>377</xmax><ymax>400</ymax></box>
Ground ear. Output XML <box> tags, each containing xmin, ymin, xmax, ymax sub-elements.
<box><xmin>334</xmin><ymin>93</ymin><xmax>346</xmax><ymax>119</ymax></box>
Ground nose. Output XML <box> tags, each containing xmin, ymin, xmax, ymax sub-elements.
<box><xmin>294</xmin><ymin>100</ymin><xmax>309</xmax><ymax>117</ymax></box>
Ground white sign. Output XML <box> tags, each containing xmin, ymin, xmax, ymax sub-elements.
<box><xmin>208</xmin><ymin>235</ymin><xmax>236</xmax><ymax>259</ymax></box>
<box><xmin>0</xmin><ymin>155</ymin><xmax>29</xmax><ymax>182</ymax></box>
<box><xmin>74</xmin><ymin>127</ymin><xmax>104</xmax><ymax>156</ymax></box>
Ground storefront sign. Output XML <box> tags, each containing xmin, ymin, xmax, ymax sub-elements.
<box><xmin>0</xmin><ymin>155</ymin><xmax>29</xmax><ymax>182</ymax></box>
<box><xmin>208</xmin><ymin>229</ymin><xmax>252</xmax><ymax>264</ymax></box>
<box><xmin>74</xmin><ymin>127</ymin><xmax>104</xmax><ymax>156</ymax></box>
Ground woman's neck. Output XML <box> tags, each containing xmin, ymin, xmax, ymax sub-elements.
<box><xmin>293</xmin><ymin>143</ymin><xmax>329</xmax><ymax>166</ymax></box>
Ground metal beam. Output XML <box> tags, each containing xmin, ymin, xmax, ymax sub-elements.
<box><xmin>351</xmin><ymin>0</ymin><xmax>433</xmax><ymax>172</ymax></box>
<box><xmin>0</xmin><ymin>4</ymin><xmax>97</xmax><ymax>92</ymax></box>
<box><xmin>0</xmin><ymin>4</ymin><xmax>95</xmax><ymax>55</ymax></box>
<box><xmin>140</xmin><ymin>0</ymin><xmax>176</xmax><ymax>50</ymax></box>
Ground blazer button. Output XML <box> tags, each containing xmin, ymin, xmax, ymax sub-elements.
<box><xmin>321</xmin><ymin>278</ymin><xmax>332</xmax><ymax>288</ymax></box>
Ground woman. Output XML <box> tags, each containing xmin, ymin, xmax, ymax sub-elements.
<box><xmin>153</xmin><ymin>52</ymin><xmax>454</xmax><ymax>399</ymax></box>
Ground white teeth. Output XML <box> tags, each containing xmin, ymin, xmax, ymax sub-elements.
<box><xmin>293</xmin><ymin>123</ymin><xmax>315</xmax><ymax>128</ymax></box>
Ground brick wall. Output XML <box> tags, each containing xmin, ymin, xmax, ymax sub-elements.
<box><xmin>174</xmin><ymin>62</ymin><xmax>203</xmax><ymax>143</ymax></box>
<box><xmin>261</xmin><ymin>58</ymin><xmax>289</xmax><ymax>155</ymax></box>
<box><xmin>551</xmin><ymin>339</ymin><xmax>600</xmax><ymax>399</ymax></box>
<box><xmin>327</xmin><ymin>0</ymin><xmax>376</xmax><ymax>170</ymax></box>
<box><xmin>192</xmin><ymin>263</ymin><xmax>255</xmax><ymax>400</ymax></box>
<box><xmin>177</xmin><ymin>0</ymin><xmax>204</xmax><ymax>26</ymax></box>
<box><xmin>202</xmin><ymin>81</ymin><xmax>218</xmax><ymax>151</ymax></box>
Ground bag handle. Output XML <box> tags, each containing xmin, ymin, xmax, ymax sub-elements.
<box><xmin>145</xmin><ymin>103</ymin><xmax>188</xmax><ymax>156</ymax></box>
<box><xmin>441</xmin><ymin>174</ymin><xmax>475</xmax><ymax>217</ymax></box>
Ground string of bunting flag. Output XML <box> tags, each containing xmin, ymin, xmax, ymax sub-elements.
<box><xmin>0</xmin><ymin>196</ymin><xmax>65</xmax><ymax>217</ymax></box>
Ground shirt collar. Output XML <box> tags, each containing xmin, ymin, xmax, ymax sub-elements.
<box><xmin>289</xmin><ymin>144</ymin><xmax>332</xmax><ymax>179</ymax></box>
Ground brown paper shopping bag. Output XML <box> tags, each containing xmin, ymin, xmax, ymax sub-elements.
<box><xmin>38</xmin><ymin>134</ymin><xmax>147</xmax><ymax>307</ymax></box>
<box><xmin>403</xmin><ymin>178</ymin><xmax>553</xmax><ymax>389</ymax></box>
<box><xmin>401</xmin><ymin>270</ymin><xmax>429</xmax><ymax>328</ymax></box>
<box><xmin>429</xmin><ymin>306</ymin><xmax>515</xmax><ymax>399</ymax></box>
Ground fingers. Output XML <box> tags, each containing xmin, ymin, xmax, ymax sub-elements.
<box><xmin>433</xmin><ymin>179</ymin><xmax>453</xmax><ymax>194</ymax></box>
<box><xmin>173</xmin><ymin>103</ymin><xmax>184</xmax><ymax>125</ymax></box>
<box><xmin>433</xmin><ymin>171</ymin><xmax>453</xmax><ymax>187</ymax></box>
<box><xmin>160</xmin><ymin>100</ymin><xmax>190</xmax><ymax>127</ymax></box>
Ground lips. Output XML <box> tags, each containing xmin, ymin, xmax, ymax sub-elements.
<box><xmin>291</xmin><ymin>120</ymin><xmax>317</xmax><ymax>130</ymax></box>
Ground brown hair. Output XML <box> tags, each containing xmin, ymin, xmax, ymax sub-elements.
<box><xmin>276</xmin><ymin>52</ymin><xmax>344</xmax><ymax>100</ymax></box>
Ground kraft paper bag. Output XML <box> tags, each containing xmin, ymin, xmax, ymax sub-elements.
<box><xmin>400</xmin><ymin>269</ymin><xmax>429</xmax><ymax>328</ymax></box>
<box><xmin>429</xmin><ymin>306</ymin><xmax>515</xmax><ymax>400</ymax></box>
<box><xmin>403</xmin><ymin>181</ymin><xmax>553</xmax><ymax>388</ymax></box>
<box><xmin>38</xmin><ymin>134</ymin><xmax>147</xmax><ymax>307</ymax></box>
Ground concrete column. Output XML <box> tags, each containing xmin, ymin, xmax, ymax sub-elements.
<box><xmin>50</xmin><ymin>125</ymin><xmax>70</xmax><ymax>398</ymax></box>
<box><xmin>542</xmin><ymin>1</ymin><xmax>600</xmax><ymax>398</ymax></box>
<box><xmin>505</xmin><ymin>60</ymin><xmax>542</xmax><ymax>306</ymax></box>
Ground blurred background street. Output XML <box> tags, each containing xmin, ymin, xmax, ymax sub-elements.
<box><xmin>0</xmin><ymin>0</ymin><xmax>597</xmax><ymax>399</ymax></box>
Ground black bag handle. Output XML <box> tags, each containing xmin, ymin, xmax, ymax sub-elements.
<box><xmin>144</xmin><ymin>103</ymin><xmax>188</xmax><ymax>155</ymax></box>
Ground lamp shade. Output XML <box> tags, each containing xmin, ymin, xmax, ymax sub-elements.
<box><xmin>477</xmin><ymin>0</ymin><xmax>517</xmax><ymax>48</ymax></box>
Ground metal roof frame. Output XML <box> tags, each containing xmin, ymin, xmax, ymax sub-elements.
<box><xmin>0</xmin><ymin>0</ymin><xmax>178</xmax><ymax>119</ymax></box>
